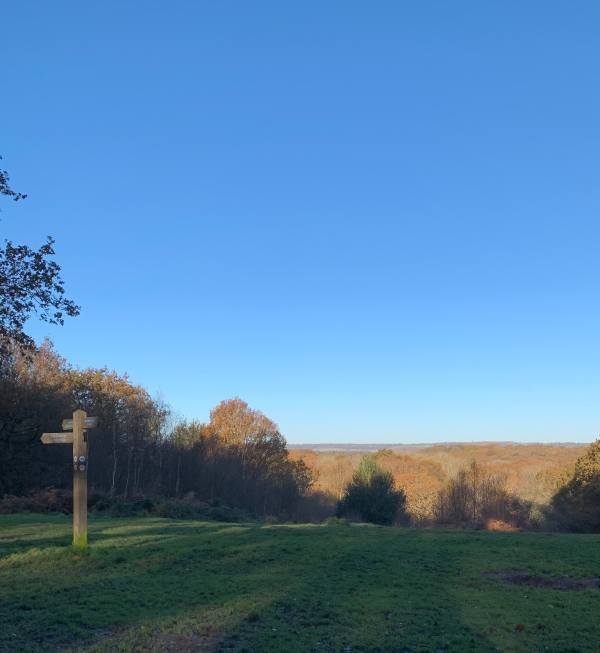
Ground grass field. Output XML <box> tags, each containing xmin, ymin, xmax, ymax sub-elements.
<box><xmin>1</xmin><ymin>515</ymin><xmax>599</xmax><ymax>652</ymax></box>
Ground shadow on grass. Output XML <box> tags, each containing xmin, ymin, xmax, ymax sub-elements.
<box><xmin>0</xmin><ymin>516</ymin><xmax>503</xmax><ymax>653</ymax></box>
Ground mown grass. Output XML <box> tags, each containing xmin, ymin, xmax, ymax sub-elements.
<box><xmin>1</xmin><ymin>514</ymin><xmax>599</xmax><ymax>652</ymax></box>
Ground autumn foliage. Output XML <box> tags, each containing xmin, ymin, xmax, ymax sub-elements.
<box><xmin>2</xmin><ymin>338</ymin><xmax>598</xmax><ymax>530</ymax></box>
<box><xmin>433</xmin><ymin>461</ymin><xmax>531</xmax><ymax>528</ymax></box>
<box><xmin>0</xmin><ymin>341</ymin><xmax>311</xmax><ymax>519</ymax></box>
<box><xmin>292</xmin><ymin>442</ymin><xmax>589</xmax><ymax>528</ymax></box>
<box><xmin>549</xmin><ymin>439</ymin><xmax>600</xmax><ymax>532</ymax></box>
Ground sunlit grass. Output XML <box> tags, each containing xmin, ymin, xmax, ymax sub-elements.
<box><xmin>1</xmin><ymin>514</ymin><xmax>599</xmax><ymax>652</ymax></box>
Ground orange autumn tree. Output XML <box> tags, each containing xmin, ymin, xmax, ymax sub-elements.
<box><xmin>208</xmin><ymin>397</ymin><xmax>278</xmax><ymax>445</ymax></box>
<box><xmin>203</xmin><ymin>398</ymin><xmax>313</xmax><ymax>516</ymax></box>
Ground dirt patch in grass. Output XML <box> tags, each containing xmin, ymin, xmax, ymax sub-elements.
<box><xmin>144</xmin><ymin>632</ymin><xmax>219</xmax><ymax>653</ymax></box>
<box><xmin>137</xmin><ymin>619</ymin><xmax>228</xmax><ymax>653</ymax></box>
<box><xmin>486</xmin><ymin>571</ymin><xmax>600</xmax><ymax>590</ymax></box>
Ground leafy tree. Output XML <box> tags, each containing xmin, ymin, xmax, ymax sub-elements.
<box><xmin>0</xmin><ymin>339</ymin><xmax>168</xmax><ymax>497</ymax></box>
<box><xmin>337</xmin><ymin>453</ymin><xmax>407</xmax><ymax>525</ymax></box>
<box><xmin>0</xmin><ymin>158</ymin><xmax>27</xmax><ymax>202</ymax></box>
<box><xmin>208</xmin><ymin>397</ymin><xmax>277</xmax><ymax>445</ymax></box>
<box><xmin>550</xmin><ymin>439</ymin><xmax>600</xmax><ymax>532</ymax></box>
<box><xmin>0</xmin><ymin>157</ymin><xmax>79</xmax><ymax>354</ymax></box>
<box><xmin>0</xmin><ymin>345</ymin><xmax>311</xmax><ymax>519</ymax></box>
<box><xmin>201</xmin><ymin>398</ymin><xmax>313</xmax><ymax>516</ymax></box>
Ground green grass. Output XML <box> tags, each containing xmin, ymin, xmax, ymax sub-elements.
<box><xmin>1</xmin><ymin>515</ymin><xmax>599</xmax><ymax>652</ymax></box>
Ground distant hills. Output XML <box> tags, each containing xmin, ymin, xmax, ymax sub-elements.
<box><xmin>291</xmin><ymin>441</ymin><xmax>587</xmax><ymax>453</ymax></box>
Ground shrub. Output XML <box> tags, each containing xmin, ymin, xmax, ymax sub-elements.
<box><xmin>203</xmin><ymin>503</ymin><xmax>253</xmax><ymax>522</ymax></box>
<box><xmin>434</xmin><ymin>461</ymin><xmax>531</xmax><ymax>529</ymax></box>
<box><xmin>0</xmin><ymin>487</ymin><xmax>71</xmax><ymax>514</ymax></box>
<box><xmin>549</xmin><ymin>439</ymin><xmax>600</xmax><ymax>532</ymax></box>
<box><xmin>152</xmin><ymin>498</ymin><xmax>202</xmax><ymax>519</ymax></box>
<box><xmin>91</xmin><ymin>496</ymin><xmax>255</xmax><ymax>522</ymax></box>
<box><xmin>336</xmin><ymin>454</ymin><xmax>407</xmax><ymax>525</ymax></box>
<box><xmin>0</xmin><ymin>489</ymin><xmax>258</xmax><ymax>523</ymax></box>
<box><xmin>324</xmin><ymin>516</ymin><xmax>350</xmax><ymax>526</ymax></box>
<box><xmin>289</xmin><ymin>490</ymin><xmax>336</xmax><ymax>523</ymax></box>
<box><xmin>94</xmin><ymin>497</ymin><xmax>156</xmax><ymax>517</ymax></box>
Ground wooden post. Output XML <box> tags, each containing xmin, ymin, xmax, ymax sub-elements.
<box><xmin>72</xmin><ymin>409</ymin><xmax>88</xmax><ymax>548</ymax></box>
<box><xmin>41</xmin><ymin>410</ymin><xmax>97</xmax><ymax>548</ymax></box>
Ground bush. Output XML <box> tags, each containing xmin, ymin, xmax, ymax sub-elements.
<box><xmin>549</xmin><ymin>439</ymin><xmax>600</xmax><ymax>532</ymax></box>
<box><xmin>324</xmin><ymin>516</ymin><xmax>351</xmax><ymax>526</ymax></box>
<box><xmin>289</xmin><ymin>490</ymin><xmax>336</xmax><ymax>523</ymax></box>
<box><xmin>0</xmin><ymin>488</ymin><xmax>261</xmax><ymax>523</ymax></box>
<box><xmin>92</xmin><ymin>496</ymin><xmax>155</xmax><ymax>517</ymax></box>
<box><xmin>336</xmin><ymin>454</ymin><xmax>407</xmax><ymax>525</ymax></box>
<box><xmin>434</xmin><ymin>461</ymin><xmax>531</xmax><ymax>529</ymax></box>
<box><xmin>160</xmin><ymin>500</ymin><xmax>252</xmax><ymax>523</ymax></box>
<box><xmin>91</xmin><ymin>496</ymin><xmax>255</xmax><ymax>522</ymax></box>
<box><xmin>205</xmin><ymin>503</ymin><xmax>254</xmax><ymax>522</ymax></box>
<box><xmin>0</xmin><ymin>487</ymin><xmax>71</xmax><ymax>514</ymax></box>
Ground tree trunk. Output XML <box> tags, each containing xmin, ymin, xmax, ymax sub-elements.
<box><xmin>110</xmin><ymin>423</ymin><xmax>118</xmax><ymax>496</ymax></box>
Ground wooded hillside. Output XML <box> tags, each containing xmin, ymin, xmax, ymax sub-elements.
<box><xmin>291</xmin><ymin>443</ymin><xmax>586</xmax><ymax>521</ymax></box>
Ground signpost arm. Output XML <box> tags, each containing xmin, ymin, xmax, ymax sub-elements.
<box><xmin>72</xmin><ymin>409</ymin><xmax>88</xmax><ymax>547</ymax></box>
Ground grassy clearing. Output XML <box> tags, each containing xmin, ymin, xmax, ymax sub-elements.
<box><xmin>1</xmin><ymin>514</ymin><xmax>599</xmax><ymax>652</ymax></box>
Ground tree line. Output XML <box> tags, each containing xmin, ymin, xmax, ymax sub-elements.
<box><xmin>1</xmin><ymin>338</ymin><xmax>599</xmax><ymax>531</ymax></box>
<box><xmin>327</xmin><ymin>445</ymin><xmax>600</xmax><ymax>532</ymax></box>
<box><xmin>0</xmin><ymin>340</ymin><xmax>311</xmax><ymax>518</ymax></box>
<box><xmin>2</xmin><ymin>158</ymin><xmax>598</xmax><ymax>531</ymax></box>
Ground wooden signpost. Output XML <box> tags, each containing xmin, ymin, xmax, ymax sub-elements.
<box><xmin>41</xmin><ymin>409</ymin><xmax>98</xmax><ymax>547</ymax></box>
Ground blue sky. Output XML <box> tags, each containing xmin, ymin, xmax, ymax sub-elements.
<box><xmin>2</xmin><ymin>2</ymin><xmax>600</xmax><ymax>443</ymax></box>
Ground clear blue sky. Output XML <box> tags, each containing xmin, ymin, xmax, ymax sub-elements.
<box><xmin>3</xmin><ymin>2</ymin><xmax>600</xmax><ymax>443</ymax></box>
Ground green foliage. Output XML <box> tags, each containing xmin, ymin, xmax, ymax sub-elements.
<box><xmin>0</xmin><ymin>239</ymin><xmax>80</xmax><ymax>355</ymax></box>
<box><xmin>1</xmin><ymin>157</ymin><xmax>79</xmax><ymax>355</ymax></box>
<box><xmin>2</xmin><ymin>514</ymin><xmax>600</xmax><ymax>652</ymax></box>
<box><xmin>550</xmin><ymin>439</ymin><xmax>600</xmax><ymax>532</ymax></box>
<box><xmin>92</xmin><ymin>496</ymin><xmax>156</xmax><ymax>518</ymax></box>
<box><xmin>151</xmin><ymin>499</ymin><xmax>253</xmax><ymax>523</ymax></box>
<box><xmin>0</xmin><ymin>489</ymin><xmax>255</xmax><ymax>523</ymax></box>
<box><xmin>0</xmin><ymin>157</ymin><xmax>27</xmax><ymax>202</ymax></box>
<box><xmin>90</xmin><ymin>495</ymin><xmax>254</xmax><ymax>522</ymax></box>
<box><xmin>336</xmin><ymin>454</ymin><xmax>407</xmax><ymax>525</ymax></box>
<box><xmin>324</xmin><ymin>516</ymin><xmax>350</xmax><ymax>526</ymax></box>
